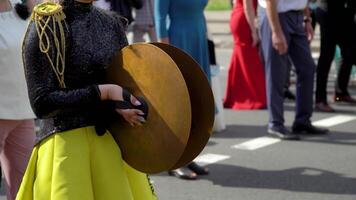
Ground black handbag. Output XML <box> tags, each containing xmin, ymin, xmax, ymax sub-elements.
<box><xmin>207</xmin><ymin>39</ymin><xmax>217</xmax><ymax>66</ymax></box>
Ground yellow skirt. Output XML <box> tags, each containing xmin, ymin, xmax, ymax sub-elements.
<box><xmin>16</xmin><ymin>126</ymin><xmax>157</xmax><ymax>200</ymax></box>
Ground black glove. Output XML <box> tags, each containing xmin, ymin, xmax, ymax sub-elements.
<box><xmin>94</xmin><ymin>89</ymin><xmax>148</xmax><ymax>136</ymax></box>
<box><xmin>94</xmin><ymin>101</ymin><xmax>117</xmax><ymax>136</ymax></box>
<box><xmin>118</xmin><ymin>89</ymin><xmax>148</xmax><ymax>120</ymax></box>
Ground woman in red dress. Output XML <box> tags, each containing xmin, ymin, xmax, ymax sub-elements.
<box><xmin>224</xmin><ymin>0</ymin><xmax>266</xmax><ymax>110</ymax></box>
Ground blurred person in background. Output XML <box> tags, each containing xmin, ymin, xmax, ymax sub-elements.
<box><xmin>224</xmin><ymin>0</ymin><xmax>267</xmax><ymax>110</ymax></box>
<box><xmin>110</xmin><ymin>0</ymin><xmax>142</xmax><ymax>24</ymax></box>
<box><xmin>258</xmin><ymin>0</ymin><xmax>328</xmax><ymax>140</ymax></box>
<box><xmin>315</xmin><ymin>0</ymin><xmax>356</xmax><ymax>113</ymax></box>
<box><xmin>0</xmin><ymin>0</ymin><xmax>36</xmax><ymax>199</ymax></box>
<box><xmin>309</xmin><ymin>0</ymin><xmax>317</xmax><ymax>29</ymax></box>
<box><xmin>132</xmin><ymin>0</ymin><xmax>156</xmax><ymax>42</ymax></box>
<box><xmin>155</xmin><ymin>0</ymin><xmax>210</xmax><ymax>180</ymax></box>
<box><xmin>283</xmin><ymin>0</ymin><xmax>318</xmax><ymax>102</ymax></box>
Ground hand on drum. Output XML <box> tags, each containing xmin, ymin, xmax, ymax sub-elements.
<box><xmin>98</xmin><ymin>84</ymin><xmax>146</xmax><ymax>126</ymax></box>
<box><xmin>116</xmin><ymin>96</ymin><xmax>146</xmax><ymax>127</ymax></box>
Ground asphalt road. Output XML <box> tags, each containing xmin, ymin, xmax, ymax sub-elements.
<box><xmin>149</xmin><ymin>48</ymin><xmax>356</xmax><ymax>200</ymax></box>
<box><xmin>1</xmin><ymin>37</ymin><xmax>356</xmax><ymax>200</ymax></box>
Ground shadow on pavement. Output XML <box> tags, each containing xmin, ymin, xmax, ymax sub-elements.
<box><xmin>213</xmin><ymin>125</ymin><xmax>356</xmax><ymax>146</ymax></box>
<box><xmin>301</xmin><ymin>130</ymin><xmax>356</xmax><ymax>146</ymax></box>
<box><xmin>283</xmin><ymin>104</ymin><xmax>356</xmax><ymax>114</ymax></box>
<box><xmin>212</xmin><ymin>125</ymin><xmax>267</xmax><ymax>139</ymax></box>
<box><xmin>201</xmin><ymin>164</ymin><xmax>356</xmax><ymax>195</ymax></box>
<box><xmin>206</xmin><ymin>140</ymin><xmax>218</xmax><ymax>146</ymax></box>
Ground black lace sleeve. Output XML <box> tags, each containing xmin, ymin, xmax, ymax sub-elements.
<box><xmin>23</xmin><ymin>22</ymin><xmax>102</xmax><ymax>119</ymax></box>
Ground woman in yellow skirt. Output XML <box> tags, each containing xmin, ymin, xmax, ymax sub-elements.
<box><xmin>16</xmin><ymin>0</ymin><xmax>157</xmax><ymax>199</ymax></box>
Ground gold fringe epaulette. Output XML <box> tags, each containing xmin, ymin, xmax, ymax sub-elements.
<box><xmin>31</xmin><ymin>2</ymin><xmax>67</xmax><ymax>88</ymax></box>
<box><xmin>32</xmin><ymin>2</ymin><xmax>65</xmax><ymax>19</ymax></box>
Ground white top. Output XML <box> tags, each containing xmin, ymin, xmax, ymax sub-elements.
<box><xmin>0</xmin><ymin>0</ymin><xmax>35</xmax><ymax>119</ymax></box>
<box><xmin>258</xmin><ymin>0</ymin><xmax>308</xmax><ymax>13</ymax></box>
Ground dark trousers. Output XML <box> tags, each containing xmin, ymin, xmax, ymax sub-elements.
<box><xmin>315</xmin><ymin>8</ymin><xmax>355</xmax><ymax>103</ymax></box>
<box><xmin>259</xmin><ymin>9</ymin><xmax>315</xmax><ymax>129</ymax></box>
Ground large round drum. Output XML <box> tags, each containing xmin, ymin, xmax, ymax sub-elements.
<box><xmin>106</xmin><ymin>44</ymin><xmax>191</xmax><ymax>173</ymax></box>
<box><xmin>151</xmin><ymin>43</ymin><xmax>215</xmax><ymax>169</ymax></box>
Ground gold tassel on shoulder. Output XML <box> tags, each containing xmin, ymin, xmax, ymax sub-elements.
<box><xmin>32</xmin><ymin>2</ymin><xmax>67</xmax><ymax>88</ymax></box>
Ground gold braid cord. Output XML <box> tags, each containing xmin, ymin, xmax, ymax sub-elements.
<box><xmin>31</xmin><ymin>2</ymin><xmax>67</xmax><ymax>88</ymax></box>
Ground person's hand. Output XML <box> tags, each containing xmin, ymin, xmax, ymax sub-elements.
<box><xmin>116</xmin><ymin>108</ymin><xmax>145</xmax><ymax>127</ymax></box>
<box><xmin>116</xmin><ymin>95</ymin><xmax>145</xmax><ymax>127</ymax></box>
<box><xmin>251</xmin><ymin>30</ymin><xmax>260</xmax><ymax>47</ymax></box>
<box><xmin>304</xmin><ymin>21</ymin><xmax>314</xmax><ymax>42</ymax></box>
<box><xmin>98</xmin><ymin>84</ymin><xmax>146</xmax><ymax>126</ymax></box>
<box><xmin>272</xmin><ymin>31</ymin><xmax>288</xmax><ymax>55</ymax></box>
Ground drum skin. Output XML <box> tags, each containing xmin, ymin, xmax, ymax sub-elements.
<box><xmin>106</xmin><ymin>44</ymin><xmax>191</xmax><ymax>173</ymax></box>
<box><xmin>151</xmin><ymin>43</ymin><xmax>215</xmax><ymax>169</ymax></box>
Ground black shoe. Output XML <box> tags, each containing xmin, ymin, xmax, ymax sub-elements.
<box><xmin>292</xmin><ymin>123</ymin><xmax>329</xmax><ymax>135</ymax></box>
<box><xmin>268</xmin><ymin>127</ymin><xmax>300</xmax><ymax>140</ymax></box>
<box><xmin>168</xmin><ymin>168</ymin><xmax>197</xmax><ymax>180</ymax></box>
<box><xmin>187</xmin><ymin>162</ymin><xmax>209</xmax><ymax>175</ymax></box>
<box><xmin>334</xmin><ymin>94</ymin><xmax>356</xmax><ymax>104</ymax></box>
<box><xmin>284</xmin><ymin>89</ymin><xmax>296</xmax><ymax>100</ymax></box>
<box><xmin>315</xmin><ymin>102</ymin><xmax>335</xmax><ymax>113</ymax></box>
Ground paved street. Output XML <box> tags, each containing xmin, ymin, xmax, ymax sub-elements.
<box><xmin>150</xmin><ymin>47</ymin><xmax>356</xmax><ymax>200</ymax></box>
<box><xmin>1</xmin><ymin>11</ymin><xmax>355</xmax><ymax>200</ymax></box>
<box><xmin>151</xmin><ymin>13</ymin><xmax>356</xmax><ymax>199</ymax></box>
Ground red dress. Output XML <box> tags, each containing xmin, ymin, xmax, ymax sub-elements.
<box><xmin>223</xmin><ymin>0</ymin><xmax>266</xmax><ymax>110</ymax></box>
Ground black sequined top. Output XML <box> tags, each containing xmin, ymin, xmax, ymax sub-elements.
<box><xmin>23</xmin><ymin>0</ymin><xmax>128</xmax><ymax>144</ymax></box>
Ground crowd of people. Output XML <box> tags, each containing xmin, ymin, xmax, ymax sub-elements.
<box><xmin>224</xmin><ymin>0</ymin><xmax>356</xmax><ymax>140</ymax></box>
<box><xmin>0</xmin><ymin>0</ymin><xmax>356</xmax><ymax>199</ymax></box>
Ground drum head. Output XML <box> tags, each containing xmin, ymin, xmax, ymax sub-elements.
<box><xmin>151</xmin><ymin>43</ymin><xmax>215</xmax><ymax>169</ymax></box>
<box><xmin>106</xmin><ymin>44</ymin><xmax>192</xmax><ymax>173</ymax></box>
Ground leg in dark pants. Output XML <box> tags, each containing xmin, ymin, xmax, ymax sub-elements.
<box><xmin>335</xmin><ymin>38</ymin><xmax>354</xmax><ymax>97</ymax></box>
<box><xmin>315</xmin><ymin>8</ymin><xmax>336</xmax><ymax>104</ymax></box>
<box><xmin>284</xmin><ymin>58</ymin><xmax>296</xmax><ymax>101</ymax></box>
<box><xmin>259</xmin><ymin>8</ymin><xmax>328</xmax><ymax>136</ymax></box>
<box><xmin>260</xmin><ymin>11</ymin><xmax>314</xmax><ymax>127</ymax></box>
<box><xmin>259</xmin><ymin>11</ymin><xmax>289</xmax><ymax>130</ymax></box>
<box><xmin>287</xmin><ymin>14</ymin><xmax>315</xmax><ymax>126</ymax></box>
<box><xmin>335</xmin><ymin>5</ymin><xmax>356</xmax><ymax>98</ymax></box>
